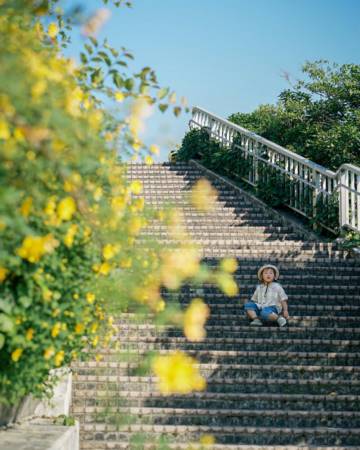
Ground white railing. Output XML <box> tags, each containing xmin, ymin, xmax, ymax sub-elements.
<box><xmin>190</xmin><ymin>106</ymin><xmax>360</xmax><ymax>233</ymax></box>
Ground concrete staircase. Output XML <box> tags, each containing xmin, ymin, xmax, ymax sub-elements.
<box><xmin>71</xmin><ymin>162</ymin><xmax>360</xmax><ymax>449</ymax></box>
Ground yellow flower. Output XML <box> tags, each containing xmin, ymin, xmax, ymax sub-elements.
<box><xmin>161</xmin><ymin>247</ymin><xmax>200</xmax><ymax>290</ymax></box>
<box><xmin>75</xmin><ymin>323</ymin><xmax>84</xmax><ymax>334</ymax></box>
<box><xmin>11</xmin><ymin>348</ymin><xmax>23</xmax><ymax>362</ymax></box>
<box><xmin>90</xmin><ymin>322</ymin><xmax>99</xmax><ymax>334</ymax></box>
<box><xmin>216</xmin><ymin>273</ymin><xmax>239</xmax><ymax>297</ymax></box>
<box><xmin>149</xmin><ymin>144</ymin><xmax>160</xmax><ymax>155</ymax></box>
<box><xmin>119</xmin><ymin>257</ymin><xmax>132</xmax><ymax>269</ymax></box>
<box><xmin>114</xmin><ymin>91</ymin><xmax>125</xmax><ymax>102</ymax></box>
<box><xmin>93</xmin><ymin>262</ymin><xmax>111</xmax><ymax>276</ymax></box>
<box><xmin>44</xmin><ymin>347</ymin><xmax>55</xmax><ymax>360</ymax></box>
<box><xmin>25</xmin><ymin>328</ymin><xmax>34</xmax><ymax>341</ymax></box>
<box><xmin>54</xmin><ymin>350</ymin><xmax>65</xmax><ymax>367</ymax></box>
<box><xmin>95</xmin><ymin>354</ymin><xmax>103</xmax><ymax>362</ymax></box>
<box><xmin>184</xmin><ymin>298</ymin><xmax>210</xmax><ymax>342</ymax></box>
<box><xmin>51</xmin><ymin>322</ymin><xmax>62</xmax><ymax>338</ymax></box>
<box><xmin>47</xmin><ymin>23</ymin><xmax>58</xmax><ymax>38</ymax></box>
<box><xmin>152</xmin><ymin>351</ymin><xmax>206</xmax><ymax>395</ymax></box>
<box><xmin>155</xmin><ymin>299</ymin><xmax>165</xmax><ymax>312</ymax></box>
<box><xmin>0</xmin><ymin>267</ymin><xmax>9</xmax><ymax>283</ymax></box>
<box><xmin>13</xmin><ymin>127</ymin><xmax>25</xmax><ymax>142</ymax></box>
<box><xmin>17</xmin><ymin>234</ymin><xmax>58</xmax><ymax>263</ymax></box>
<box><xmin>93</xmin><ymin>187</ymin><xmax>103</xmax><ymax>201</ymax></box>
<box><xmin>86</xmin><ymin>292</ymin><xmax>96</xmax><ymax>304</ymax></box>
<box><xmin>102</xmin><ymin>244</ymin><xmax>117</xmax><ymax>260</ymax></box>
<box><xmin>144</xmin><ymin>155</ymin><xmax>153</xmax><ymax>166</ymax></box>
<box><xmin>128</xmin><ymin>216</ymin><xmax>143</xmax><ymax>236</ymax></box>
<box><xmin>44</xmin><ymin>196</ymin><xmax>57</xmax><ymax>216</ymax></box>
<box><xmin>107</xmin><ymin>315</ymin><xmax>114</xmax><ymax>325</ymax></box>
<box><xmin>88</xmin><ymin>109</ymin><xmax>103</xmax><ymax>130</ymax></box>
<box><xmin>220</xmin><ymin>257</ymin><xmax>238</xmax><ymax>274</ymax></box>
<box><xmin>129</xmin><ymin>180</ymin><xmax>143</xmax><ymax>195</ymax></box>
<box><xmin>83</xmin><ymin>226</ymin><xmax>92</xmax><ymax>240</ymax></box>
<box><xmin>42</xmin><ymin>289</ymin><xmax>53</xmax><ymax>302</ymax></box>
<box><xmin>200</xmin><ymin>434</ymin><xmax>215</xmax><ymax>446</ymax></box>
<box><xmin>31</xmin><ymin>80</ymin><xmax>47</xmax><ymax>99</ymax></box>
<box><xmin>92</xmin><ymin>335</ymin><xmax>99</xmax><ymax>347</ymax></box>
<box><xmin>57</xmin><ymin>197</ymin><xmax>76</xmax><ymax>221</ymax></box>
<box><xmin>131</xmin><ymin>197</ymin><xmax>144</xmax><ymax>212</ymax></box>
<box><xmin>20</xmin><ymin>197</ymin><xmax>33</xmax><ymax>217</ymax></box>
<box><xmin>190</xmin><ymin>178</ymin><xmax>217</xmax><ymax>212</ymax></box>
<box><xmin>64</xmin><ymin>224</ymin><xmax>78</xmax><ymax>248</ymax></box>
<box><xmin>0</xmin><ymin>120</ymin><xmax>10</xmax><ymax>140</ymax></box>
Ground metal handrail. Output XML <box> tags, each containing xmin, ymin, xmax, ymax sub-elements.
<box><xmin>190</xmin><ymin>106</ymin><xmax>360</xmax><ymax>233</ymax></box>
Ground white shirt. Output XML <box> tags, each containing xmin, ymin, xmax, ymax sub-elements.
<box><xmin>251</xmin><ymin>282</ymin><xmax>288</xmax><ymax>313</ymax></box>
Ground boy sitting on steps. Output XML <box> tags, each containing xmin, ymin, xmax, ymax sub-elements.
<box><xmin>244</xmin><ymin>264</ymin><xmax>289</xmax><ymax>327</ymax></box>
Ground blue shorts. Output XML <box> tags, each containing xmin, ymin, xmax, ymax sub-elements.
<box><xmin>244</xmin><ymin>301</ymin><xmax>279</xmax><ymax>321</ymax></box>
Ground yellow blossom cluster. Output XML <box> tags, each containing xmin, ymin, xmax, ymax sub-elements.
<box><xmin>184</xmin><ymin>298</ymin><xmax>210</xmax><ymax>342</ymax></box>
<box><xmin>190</xmin><ymin>178</ymin><xmax>218</xmax><ymax>212</ymax></box>
<box><xmin>17</xmin><ymin>234</ymin><xmax>59</xmax><ymax>263</ymax></box>
<box><xmin>152</xmin><ymin>351</ymin><xmax>206</xmax><ymax>395</ymax></box>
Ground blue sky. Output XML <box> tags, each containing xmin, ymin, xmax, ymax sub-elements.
<box><xmin>64</xmin><ymin>0</ymin><xmax>360</xmax><ymax>161</ymax></box>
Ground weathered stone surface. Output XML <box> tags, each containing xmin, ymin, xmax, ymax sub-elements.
<box><xmin>0</xmin><ymin>419</ymin><xmax>79</xmax><ymax>450</ymax></box>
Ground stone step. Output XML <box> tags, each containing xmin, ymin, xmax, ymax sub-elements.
<box><xmin>112</xmin><ymin>325</ymin><xmax>360</xmax><ymax>340</ymax></box>
<box><xmin>116</xmin><ymin>314</ymin><xmax>360</xmax><ymax>328</ymax></box>
<box><xmin>164</xmin><ymin>302</ymin><xmax>360</xmax><ymax>313</ymax></box>
<box><xmin>111</xmin><ymin>339</ymin><xmax>360</xmax><ymax>354</ymax></box>
<box><xmin>72</xmin><ymin>375</ymin><xmax>360</xmax><ymax>396</ymax></box>
<box><xmin>79</xmin><ymin>423</ymin><xmax>360</xmax><ymax>445</ymax></box>
<box><xmin>73</xmin><ymin>361</ymin><xmax>360</xmax><ymax>380</ymax></box>
<box><xmin>73</xmin><ymin>405</ymin><xmax>360</xmax><ymax>429</ymax></box>
<box><xmin>143</xmin><ymin>229</ymin><xmax>302</xmax><ymax>238</ymax></box>
<box><xmin>164</xmin><ymin>294</ymin><xmax>360</xmax><ymax>305</ymax></box>
<box><xmin>96</xmin><ymin>348</ymin><xmax>360</xmax><ymax>366</ymax></box>
<box><xmin>73</xmin><ymin>390</ymin><xmax>360</xmax><ymax>412</ymax></box>
<box><xmin>80</xmin><ymin>443</ymin><xmax>359</xmax><ymax>450</ymax></box>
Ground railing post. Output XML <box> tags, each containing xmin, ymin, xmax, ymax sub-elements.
<box><xmin>339</xmin><ymin>169</ymin><xmax>349</xmax><ymax>229</ymax></box>
<box><xmin>312</xmin><ymin>169</ymin><xmax>320</xmax><ymax>230</ymax></box>
<box><xmin>254</xmin><ymin>142</ymin><xmax>260</xmax><ymax>185</ymax></box>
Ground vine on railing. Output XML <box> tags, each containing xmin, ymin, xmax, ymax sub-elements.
<box><xmin>182</xmin><ymin>107</ymin><xmax>360</xmax><ymax>234</ymax></box>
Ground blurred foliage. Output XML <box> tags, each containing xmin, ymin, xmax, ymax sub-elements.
<box><xmin>0</xmin><ymin>0</ymin><xmax>235</xmax><ymax>408</ymax></box>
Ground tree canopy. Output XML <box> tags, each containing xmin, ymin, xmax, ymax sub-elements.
<box><xmin>229</xmin><ymin>61</ymin><xmax>360</xmax><ymax>171</ymax></box>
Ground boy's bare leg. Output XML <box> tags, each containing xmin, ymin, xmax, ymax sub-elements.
<box><xmin>267</xmin><ymin>313</ymin><xmax>279</xmax><ymax>322</ymax></box>
<box><xmin>246</xmin><ymin>310</ymin><xmax>258</xmax><ymax>320</ymax></box>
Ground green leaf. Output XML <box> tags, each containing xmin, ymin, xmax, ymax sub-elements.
<box><xmin>157</xmin><ymin>87</ymin><xmax>169</xmax><ymax>100</ymax></box>
<box><xmin>98</xmin><ymin>51</ymin><xmax>112</xmax><ymax>66</ymax></box>
<box><xmin>0</xmin><ymin>298</ymin><xmax>12</xmax><ymax>315</ymax></box>
<box><xmin>113</xmin><ymin>72</ymin><xmax>124</xmax><ymax>88</ymax></box>
<box><xmin>124</xmin><ymin>52</ymin><xmax>134</xmax><ymax>60</ymax></box>
<box><xmin>110</xmin><ymin>48</ymin><xmax>119</xmax><ymax>58</ymax></box>
<box><xmin>116</xmin><ymin>60</ymin><xmax>127</xmax><ymax>67</ymax></box>
<box><xmin>84</xmin><ymin>44</ymin><xmax>93</xmax><ymax>55</ymax></box>
<box><xmin>124</xmin><ymin>78</ymin><xmax>134</xmax><ymax>91</ymax></box>
<box><xmin>0</xmin><ymin>314</ymin><xmax>14</xmax><ymax>334</ymax></box>
<box><xmin>0</xmin><ymin>333</ymin><xmax>4</xmax><ymax>350</ymax></box>
<box><xmin>159</xmin><ymin>104</ymin><xmax>168</xmax><ymax>113</ymax></box>
<box><xmin>173</xmin><ymin>106</ymin><xmax>181</xmax><ymax>117</ymax></box>
<box><xmin>80</xmin><ymin>52</ymin><xmax>87</xmax><ymax>64</ymax></box>
<box><xmin>89</xmin><ymin>37</ymin><xmax>98</xmax><ymax>47</ymax></box>
<box><xmin>19</xmin><ymin>296</ymin><xmax>32</xmax><ymax>308</ymax></box>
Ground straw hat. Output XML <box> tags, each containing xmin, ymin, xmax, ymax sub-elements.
<box><xmin>257</xmin><ymin>264</ymin><xmax>280</xmax><ymax>281</ymax></box>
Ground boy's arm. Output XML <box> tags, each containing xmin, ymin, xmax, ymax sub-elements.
<box><xmin>281</xmin><ymin>299</ymin><xmax>289</xmax><ymax>319</ymax></box>
<box><xmin>251</xmin><ymin>286</ymin><xmax>259</xmax><ymax>302</ymax></box>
